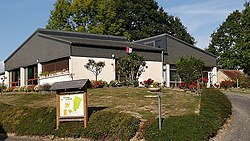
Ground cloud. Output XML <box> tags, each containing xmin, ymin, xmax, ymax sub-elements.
<box><xmin>160</xmin><ymin>0</ymin><xmax>245</xmax><ymax>48</ymax></box>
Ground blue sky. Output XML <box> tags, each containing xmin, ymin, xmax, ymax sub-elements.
<box><xmin>0</xmin><ymin>0</ymin><xmax>247</xmax><ymax>72</ymax></box>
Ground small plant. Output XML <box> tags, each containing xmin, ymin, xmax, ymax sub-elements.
<box><xmin>91</xmin><ymin>80</ymin><xmax>104</xmax><ymax>88</ymax></box>
<box><xmin>37</xmin><ymin>83</ymin><xmax>51</xmax><ymax>91</ymax></box>
<box><xmin>140</xmin><ymin>78</ymin><xmax>154</xmax><ymax>87</ymax></box>
<box><xmin>178</xmin><ymin>82</ymin><xmax>185</xmax><ymax>89</ymax></box>
<box><xmin>109</xmin><ymin>80</ymin><xmax>119</xmax><ymax>87</ymax></box>
<box><xmin>152</xmin><ymin>82</ymin><xmax>160</xmax><ymax>87</ymax></box>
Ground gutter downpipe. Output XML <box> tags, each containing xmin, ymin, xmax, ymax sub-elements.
<box><xmin>161</xmin><ymin>51</ymin><xmax>164</xmax><ymax>86</ymax></box>
<box><xmin>69</xmin><ymin>42</ymin><xmax>74</xmax><ymax>80</ymax></box>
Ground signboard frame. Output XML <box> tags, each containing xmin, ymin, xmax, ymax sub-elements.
<box><xmin>56</xmin><ymin>90</ymin><xmax>88</xmax><ymax>129</ymax></box>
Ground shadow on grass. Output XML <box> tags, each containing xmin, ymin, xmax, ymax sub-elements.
<box><xmin>0</xmin><ymin>123</ymin><xmax>7</xmax><ymax>141</ymax></box>
<box><xmin>88</xmin><ymin>107</ymin><xmax>108</xmax><ymax>118</ymax></box>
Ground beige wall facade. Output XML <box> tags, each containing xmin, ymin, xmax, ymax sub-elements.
<box><xmin>70</xmin><ymin>56</ymin><xmax>116</xmax><ymax>82</ymax></box>
<box><xmin>217</xmin><ymin>70</ymin><xmax>229</xmax><ymax>83</ymax></box>
<box><xmin>138</xmin><ymin>61</ymin><xmax>163</xmax><ymax>84</ymax></box>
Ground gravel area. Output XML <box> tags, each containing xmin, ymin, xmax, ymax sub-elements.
<box><xmin>210</xmin><ymin>92</ymin><xmax>250</xmax><ymax>141</ymax></box>
<box><xmin>221</xmin><ymin>92</ymin><xmax>250</xmax><ymax>141</ymax></box>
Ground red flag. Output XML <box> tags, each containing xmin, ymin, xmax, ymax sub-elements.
<box><xmin>126</xmin><ymin>47</ymin><xmax>132</xmax><ymax>54</ymax></box>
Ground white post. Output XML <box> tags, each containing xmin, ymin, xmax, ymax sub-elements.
<box><xmin>20</xmin><ymin>67</ymin><xmax>25</xmax><ymax>86</ymax></box>
<box><xmin>212</xmin><ymin>67</ymin><xmax>217</xmax><ymax>86</ymax></box>
<box><xmin>166</xmin><ymin>64</ymin><xmax>170</xmax><ymax>87</ymax></box>
<box><xmin>37</xmin><ymin>62</ymin><xmax>42</xmax><ymax>85</ymax></box>
<box><xmin>4</xmin><ymin>71</ymin><xmax>10</xmax><ymax>87</ymax></box>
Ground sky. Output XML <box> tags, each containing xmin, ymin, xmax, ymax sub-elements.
<box><xmin>0</xmin><ymin>0</ymin><xmax>246</xmax><ymax>72</ymax></box>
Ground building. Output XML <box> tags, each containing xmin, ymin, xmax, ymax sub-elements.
<box><xmin>4</xmin><ymin>28</ymin><xmax>217</xmax><ymax>87</ymax></box>
<box><xmin>217</xmin><ymin>69</ymin><xmax>244</xmax><ymax>83</ymax></box>
<box><xmin>135</xmin><ymin>33</ymin><xmax>217</xmax><ymax>87</ymax></box>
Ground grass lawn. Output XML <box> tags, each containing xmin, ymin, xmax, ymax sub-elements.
<box><xmin>0</xmin><ymin>87</ymin><xmax>200</xmax><ymax>120</ymax></box>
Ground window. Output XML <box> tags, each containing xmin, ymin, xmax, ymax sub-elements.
<box><xmin>42</xmin><ymin>59</ymin><xmax>69</xmax><ymax>73</ymax></box>
<box><xmin>170</xmin><ymin>64</ymin><xmax>181</xmax><ymax>82</ymax></box>
<box><xmin>155</xmin><ymin>40</ymin><xmax>161</xmax><ymax>48</ymax></box>
<box><xmin>145</xmin><ymin>40</ymin><xmax>162</xmax><ymax>48</ymax></box>
<box><xmin>145</xmin><ymin>41</ymin><xmax>154</xmax><ymax>47</ymax></box>
<box><xmin>11</xmin><ymin>69</ymin><xmax>20</xmax><ymax>87</ymax></box>
<box><xmin>26</xmin><ymin>65</ymin><xmax>38</xmax><ymax>85</ymax></box>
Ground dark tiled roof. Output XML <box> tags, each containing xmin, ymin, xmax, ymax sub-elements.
<box><xmin>39</xmin><ymin>33</ymin><xmax>163</xmax><ymax>52</ymax></box>
<box><xmin>135</xmin><ymin>33</ymin><xmax>217</xmax><ymax>58</ymax></box>
<box><xmin>50</xmin><ymin>79</ymin><xmax>91</xmax><ymax>92</ymax></box>
<box><xmin>220</xmin><ymin>69</ymin><xmax>244</xmax><ymax>81</ymax></box>
<box><xmin>38</xmin><ymin>28</ymin><xmax>127</xmax><ymax>42</ymax></box>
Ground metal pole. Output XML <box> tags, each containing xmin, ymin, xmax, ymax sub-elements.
<box><xmin>158</xmin><ymin>93</ymin><xmax>163</xmax><ymax>130</ymax></box>
<box><xmin>237</xmin><ymin>79</ymin><xmax>239</xmax><ymax>89</ymax></box>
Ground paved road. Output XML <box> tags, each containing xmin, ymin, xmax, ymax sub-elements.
<box><xmin>0</xmin><ymin>134</ymin><xmax>44</xmax><ymax>141</ymax></box>
<box><xmin>222</xmin><ymin>92</ymin><xmax>250</xmax><ymax>141</ymax></box>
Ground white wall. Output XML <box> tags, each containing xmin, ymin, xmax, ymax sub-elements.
<box><xmin>39</xmin><ymin>74</ymin><xmax>72</xmax><ymax>85</ymax></box>
<box><xmin>138</xmin><ymin>61</ymin><xmax>162</xmax><ymax>84</ymax></box>
<box><xmin>212</xmin><ymin>67</ymin><xmax>217</xmax><ymax>84</ymax></box>
<box><xmin>70</xmin><ymin>56</ymin><xmax>115</xmax><ymax>82</ymax></box>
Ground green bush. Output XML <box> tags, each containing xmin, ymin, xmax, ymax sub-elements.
<box><xmin>143</xmin><ymin>88</ymin><xmax>232</xmax><ymax>141</ymax></box>
<box><xmin>15</xmin><ymin>108</ymin><xmax>56</xmax><ymax>136</ymax></box>
<box><xmin>0</xmin><ymin>103</ymin><xmax>140</xmax><ymax>141</ymax></box>
<box><xmin>84</xmin><ymin>110</ymin><xmax>140</xmax><ymax>140</ymax></box>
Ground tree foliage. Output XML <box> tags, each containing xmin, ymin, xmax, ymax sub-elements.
<box><xmin>117</xmin><ymin>52</ymin><xmax>146</xmax><ymax>85</ymax></box>
<box><xmin>46</xmin><ymin>0</ymin><xmax>195</xmax><ymax>44</ymax></box>
<box><xmin>84</xmin><ymin>59</ymin><xmax>105</xmax><ymax>81</ymax></box>
<box><xmin>206</xmin><ymin>2</ymin><xmax>250</xmax><ymax>74</ymax></box>
<box><xmin>176</xmin><ymin>56</ymin><xmax>204</xmax><ymax>85</ymax></box>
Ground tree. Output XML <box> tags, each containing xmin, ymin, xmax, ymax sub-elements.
<box><xmin>176</xmin><ymin>56</ymin><xmax>204</xmax><ymax>86</ymax></box>
<box><xmin>116</xmin><ymin>52</ymin><xmax>146</xmax><ymax>85</ymax></box>
<box><xmin>206</xmin><ymin>2</ymin><xmax>250</xmax><ymax>74</ymax></box>
<box><xmin>84</xmin><ymin>59</ymin><xmax>105</xmax><ymax>81</ymax></box>
<box><xmin>46</xmin><ymin>0</ymin><xmax>72</xmax><ymax>31</ymax></box>
<box><xmin>46</xmin><ymin>0</ymin><xmax>195</xmax><ymax>44</ymax></box>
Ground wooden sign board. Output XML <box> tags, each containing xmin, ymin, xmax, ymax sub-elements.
<box><xmin>59</xmin><ymin>94</ymin><xmax>84</xmax><ymax>117</ymax></box>
<box><xmin>50</xmin><ymin>79</ymin><xmax>91</xmax><ymax>129</ymax></box>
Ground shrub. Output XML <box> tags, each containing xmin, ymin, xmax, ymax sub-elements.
<box><xmin>4</xmin><ymin>87</ymin><xmax>15</xmax><ymax>92</ymax></box>
<box><xmin>220</xmin><ymin>80</ymin><xmax>235</xmax><ymax>89</ymax></box>
<box><xmin>0</xmin><ymin>85</ymin><xmax>7</xmax><ymax>91</ymax></box>
<box><xmin>37</xmin><ymin>83</ymin><xmax>51</xmax><ymax>91</ymax></box>
<box><xmin>109</xmin><ymin>80</ymin><xmax>120</xmax><ymax>87</ymax></box>
<box><xmin>91</xmin><ymin>80</ymin><xmax>104</xmax><ymax>88</ymax></box>
<box><xmin>0</xmin><ymin>103</ymin><xmax>56</xmax><ymax>135</ymax></box>
<box><xmin>143</xmin><ymin>88</ymin><xmax>232</xmax><ymax>141</ymax></box>
<box><xmin>178</xmin><ymin>82</ymin><xmax>185</xmax><ymax>89</ymax></box>
<box><xmin>240</xmin><ymin>82</ymin><xmax>250</xmax><ymax>88</ymax></box>
<box><xmin>0</xmin><ymin>103</ymin><xmax>140</xmax><ymax>141</ymax></box>
<box><xmin>84</xmin><ymin>110</ymin><xmax>140</xmax><ymax>140</ymax></box>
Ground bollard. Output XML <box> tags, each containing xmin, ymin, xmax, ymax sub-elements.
<box><xmin>158</xmin><ymin>93</ymin><xmax>163</xmax><ymax>130</ymax></box>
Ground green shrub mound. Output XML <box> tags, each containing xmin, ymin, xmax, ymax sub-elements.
<box><xmin>84</xmin><ymin>110</ymin><xmax>140</xmax><ymax>140</ymax></box>
<box><xmin>143</xmin><ymin>88</ymin><xmax>232</xmax><ymax>141</ymax></box>
<box><xmin>0</xmin><ymin>103</ymin><xmax>140</xmax><ymax>141</ymax></box>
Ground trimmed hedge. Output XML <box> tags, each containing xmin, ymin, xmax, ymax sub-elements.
<box><xmin>143</xmin><ymin>88</ymin><xmax>232</xmax><ymax>141</ymax></box>
<box><xmin>0</xmin><ymin>103</ymin><xmax>140</xmax><ymax>141</ymax></box>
